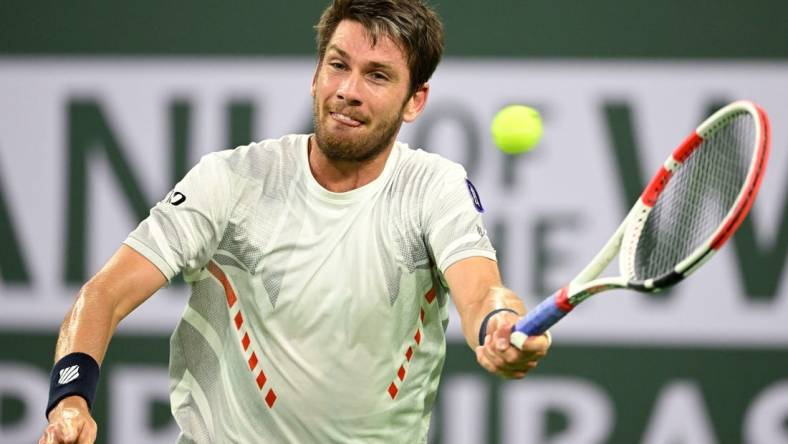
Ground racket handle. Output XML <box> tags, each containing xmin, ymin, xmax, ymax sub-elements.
<box><xmin>510</xmin><ymin>288</ymin><xmax>573</xmax><ymax>349</ymax></box>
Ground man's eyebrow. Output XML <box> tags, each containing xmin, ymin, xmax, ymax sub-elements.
<box><xmin>326</xmin><ymin>44</ymin><xmax>397</xmax><ymax>73</ymax></box>
<box><xmin>326</xmin><ymin>44</ymin><xmax>349</xmax><ymax>59</ymax></box>
<box><xmin>367</xmin><ymin>61</ymin><xmax>396</xmax><ymax>72</ymax></box>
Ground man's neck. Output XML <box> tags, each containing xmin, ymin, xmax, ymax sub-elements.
<box><xmin>307</xmin><ymin>136</ymin><xmax>395</xmax><ymax>193</ymax></box>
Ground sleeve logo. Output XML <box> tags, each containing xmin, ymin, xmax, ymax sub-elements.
<box><xmin>166</xmin><ymin>191</ymin><xmax>187</xmax><ymax>206</ymax></box>
<box><xmin>465</xmin><ymin>178</ymin><xmax>485</xmax><ymax>213</ymax></box>
<box><xmin>58</xmin><ymin>365</ymin><xmax>80</xmax><ymax>385</ymax></box>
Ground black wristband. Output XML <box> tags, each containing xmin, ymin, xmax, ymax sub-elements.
<box><xmin>46</xmin><ymin>352</ymin><xmax>100</xmax><ymax>418</ymax></box>
<box><xmin>478</xmin><ymin>308</ymin><xmax>519</xmax><ymax>346</ymax></box>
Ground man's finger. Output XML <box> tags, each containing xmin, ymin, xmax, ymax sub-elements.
<box><xmin>501</xmin><ymin>369</ymin><xmax>528</xmax><ymax>379</ymax></box>
<box><xmin>482</xmin><ymin>344</ymin><xmax>506</xmax><ymax>369</ymax></box>
<box><xmin>478</xmin><ymin>346</ymin><xmax>535</xmax><ymax>379</ymax></box>
<box><xmin>85</xmin><ymin>422</ymin><xmax>98</xmax><ymax>444</ymax></box>
<box><xmin>478</xmin><ymin>345</ymin><xmax>517</xmax><ymax>375</ymax></box>
<box><xmin>54</xmin><ymin>418</ymin><xmax>81</xmax><ymax>444</ymax></box>
<box><xmin>44</xmin><ymin>423</ymin><xmax>65</xmax><ymax>444</ymax></box>
<box><xmin>518</xmin><ymin>333</ymin><xmax>550</xmax><ymax>355</ymax></box>
<box><xmin>492</xmin><ymin>322</ymin><xmax>513</xmax><ymax>352</ymax></box>
<box><xmin>485</xmin><ymin>341</ymin><xmax>533</xmax><ymax>373</ymax></box>
<box><xmin>38</xmin><ymin>426</ymin><xmax>55</xmax><ymax>444</ymax></box>
<box><xmin>484</xmin><ymin>333</ymin><xmax>519</xmax><ymax>365</ymax></box>
<box><xmin>77</xmin><ymin>426</ymin><xmax>95</xmax><ymax>444</ymax></box>
<box><xmin>475</xmin><ymin>347</ymin><xmax>497</xmax><ymax>374</ymax></box>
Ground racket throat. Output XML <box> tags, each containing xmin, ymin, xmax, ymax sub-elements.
<box><xmin>568</xmin><ymin>277</ymin><xmax>628</xmax><ymax>305</ymax></box>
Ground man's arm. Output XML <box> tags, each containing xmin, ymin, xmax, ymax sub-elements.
<box><xmin>445</xmin><ymin>256</ymin><xmax>550</xmax><ymax>379</ymax></box>
<box><xmin>40</xmin><ymin>244</ymin><xmax>167</xmax><ymax>444</ymax></box>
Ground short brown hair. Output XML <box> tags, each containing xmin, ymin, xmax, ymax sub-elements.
<box><xmin>315</xmin><ymin>0</ymin><xmax>444</xmax><ymax>95</ymax></box>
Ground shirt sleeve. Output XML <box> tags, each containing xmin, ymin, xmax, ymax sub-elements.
<box><xmin>124</xmin><ymin>152</ymin><xmax>238</xmax><ymax>281</ymax></box>
<box><xmin>424</xmin><ymin>164</ymin><xmax>497</xmax><ymax>273</ymax></box>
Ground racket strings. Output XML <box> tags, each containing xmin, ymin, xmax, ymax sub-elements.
<box><xmin>633</xmin><ymin>113</ymin><xmax>755</xmax><ymax>279</ymax></box>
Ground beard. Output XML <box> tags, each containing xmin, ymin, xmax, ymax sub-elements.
<box><xmin>312</xmin><ymin>97</ymin><xmax>405</xmax><ymax>163</ymax></box>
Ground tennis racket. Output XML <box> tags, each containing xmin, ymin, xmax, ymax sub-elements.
<box><xmin>510</xmin><ymin>100</ymin><xmax>771</xmax><ymax>349</ymax></box>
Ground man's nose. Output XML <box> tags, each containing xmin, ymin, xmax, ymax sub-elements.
<box><xmin>336</xmin><ymin>72</ymin><xmax>362</xmax><ymax>105</ymax></box>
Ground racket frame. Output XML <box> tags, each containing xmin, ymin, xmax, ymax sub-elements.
<box><xmin>510</xmin><ymin>100</ymin><xmax>770</xmax><ymax>349</ymax></box>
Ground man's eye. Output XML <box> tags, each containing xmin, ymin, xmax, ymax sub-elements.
<box><xmin>371</xmin><ymin>72</ymin><xmax>388</xmax><ymax>81</ymax></box>
<box><xmin>329</xmin><ymin>62</ymin><xmax>346</xmax><ymax>70</ymax></box>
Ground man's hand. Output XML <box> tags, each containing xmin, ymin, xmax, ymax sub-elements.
<box><xmin>474</xmin><ymin>311</ymin><xmax>550</xmax><ymax>379</ymax></box>
<box><xmin>39</xmin><ymin>396</ymin><xmax>97</xmax><ymax>444</ymax></box>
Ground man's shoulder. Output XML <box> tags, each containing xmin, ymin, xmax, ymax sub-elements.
<box><xmin>205</xmin><ymin>134</ymin><xmax>307</xmax><ymax>178</ymax></box>
<box><xmin>394</xmin><ymin>141</ymin><xmax>466</xmax><ymax>181</ymax></box>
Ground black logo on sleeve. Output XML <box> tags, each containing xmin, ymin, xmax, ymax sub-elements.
<box><xmin>465</xmin><ymin>179</ymin><xmax>484</xmax><ymax>213</ymax></box>
<box><xmin>167</xmin><ymin>191</ymin><xmax>186</xmax><ymax>206</ymax></box>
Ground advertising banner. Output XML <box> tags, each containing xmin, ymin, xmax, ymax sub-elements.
<box><xmin>1</xmin><ymin>59</ymin><xmax>786</xmax><ymax>443</ymax></box>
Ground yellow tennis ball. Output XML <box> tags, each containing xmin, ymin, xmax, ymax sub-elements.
<box><xmin>490</xmin><ymin>105</ymin><xmax>543</xmax><ymax>154</ymax></box>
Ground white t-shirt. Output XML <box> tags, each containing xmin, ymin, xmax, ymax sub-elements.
<box><xmin>125</xmin><ymin>134</ymin><xmax>496</xmax><ymax>443</ymax></box>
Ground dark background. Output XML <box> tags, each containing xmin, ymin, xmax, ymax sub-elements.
<box><xmin>2</xmin><ymin>1</ymin><xmax>787</xmax><ymax>58</ymax></box>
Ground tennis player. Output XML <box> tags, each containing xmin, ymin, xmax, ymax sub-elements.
<box><xmin>40</xmin><ymin>1</ymin><xmax>550</xmax><ymax>442</ymax></box>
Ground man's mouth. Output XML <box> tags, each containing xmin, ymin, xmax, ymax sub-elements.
<box><xmin>330</xmin><ymin>112</ymin><xmax>363</xmax><ymax>127</ymax></box>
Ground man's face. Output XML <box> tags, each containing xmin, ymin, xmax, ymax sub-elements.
<box><xmin>312</xmin><ymin>20</ymin><xmax>426</xmax><ymax>162</ymax></box>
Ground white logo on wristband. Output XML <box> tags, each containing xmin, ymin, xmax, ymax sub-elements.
<box><xmin>58</xmin><ymin>365</ymin><xmax>80</xmax><ymax>385</ymax></box>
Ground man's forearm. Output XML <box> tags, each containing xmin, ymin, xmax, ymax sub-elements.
<box><xmin>54</xmin><ymin>281</ymin><xmax>121</xmax><ymax>363</ymax></box>
<box><xmin>53</xmin><ymin>245</ymin><xmax>167</xmax><ymax>362</ymax></box>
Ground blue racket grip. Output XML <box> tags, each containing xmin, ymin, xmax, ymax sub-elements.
<box><xmin>512</xmin><ymin>288</ymin><xmax>573</xmax><ymax>340</ymax></box>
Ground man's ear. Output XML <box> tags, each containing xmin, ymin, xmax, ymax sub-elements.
<box><xmin>403</xmin><ymin>82</ymin><xmax>430</xmax><ymax>123</ymax></box>
<box><xmin>311</xmin><ymin>63</ymin><xmax>321</xmax><ymax>97</ymax></box>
